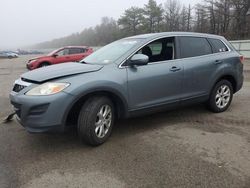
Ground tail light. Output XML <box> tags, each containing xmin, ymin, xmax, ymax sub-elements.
<box><xmin>240</xmin><ymin>55</ymin><xmax>245</xmax><ymax>64</ymax></box>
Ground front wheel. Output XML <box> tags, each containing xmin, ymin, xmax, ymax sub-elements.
<box><xmin>78</xmin><ymin>96</ymin><xmax>114</xmax><ymax>146</ymax></box>
<box><xmin>39</xmin><ymin>62</ymin><xmax>50</xmax><ymax>68</ymax></box>
<box><xmin>208</xmin><ymin>80</ymin><xmax>233</xmax><ymax>113</ymax></box>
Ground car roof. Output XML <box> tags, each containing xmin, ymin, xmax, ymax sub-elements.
<box><xmin>64</xmin><ymin>46</ymin><xmax>89</xmax><ymax>49</ymax></box>
<box><xmin>125</xmin><ymin>32</ymin><xmax>225</xmax><ymax>41</ymax></box>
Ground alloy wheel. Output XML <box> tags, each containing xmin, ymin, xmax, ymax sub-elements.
<box><xmin>215</xmin><ymin>85</ymin><xmax>231</xmax><ymax>109</ymax></box>
<box><xmin>95</xmin><ymin>105</ymin><xmax>112</xmax><ymax>138</ymax></box>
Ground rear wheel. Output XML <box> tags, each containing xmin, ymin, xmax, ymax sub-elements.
<box><xmin>77</xmin><ymin>96</ymin><xmax>114</xmax><ymax>146</ymax></box>
<box><xmin>208</xmin><ymin>80</ymin><xmax>233</xmax><ymax>113</ymax></box>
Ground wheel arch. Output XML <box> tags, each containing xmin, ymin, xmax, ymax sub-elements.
<box><xmin>213</xmin><ymin>74</ymin><xmax>237</xmax><ymax>93</ymax></box>
<box><xmin>64</xmin><ymin>89</ymin><xmax>129</xmax><ymax>127</ymax></box>
<box><xmin>38</xmin><ymin>61</ymin><xmax>51</xmax><ymax>67</ymax></box>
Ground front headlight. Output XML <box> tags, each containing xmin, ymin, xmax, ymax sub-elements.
<box><xmin>28</xmin><ymin>59</ymin><xmax>37</xmax><ymax>64</ymax></box>
<box><xmin>26</xmin><ymin>82</ymin><xmax>70</xmax><ymax>96</ymax></box>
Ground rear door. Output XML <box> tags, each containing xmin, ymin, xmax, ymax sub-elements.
<box><xmin>177</xmin><ymin>36</ymin><xmax>217</xmax><ymax>100</ymax></box>
<box><xmin>126</xmin><ymin>37</ymin><xmax>183</xmax><ymax>110</ymax></box>
<box><xmin>68</xmin><ymin>48</ymin><xmax>86</xmax><ymax>62</ymax></box>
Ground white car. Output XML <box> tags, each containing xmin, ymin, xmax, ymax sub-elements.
<box><xmin>0</xmin><ymin>51</ymin><xmax>19</xmax><ymax>58</ymax></box>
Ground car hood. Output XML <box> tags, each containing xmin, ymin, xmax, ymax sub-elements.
<box><xmin>29</xmin><ymin>55</ymin><xmax>49</xmax><ymax>61</ymax></box>
<box><xmin>21</xmin><ymin>63</ymin><xmax>103</xmax><ymax>83</ymax></box>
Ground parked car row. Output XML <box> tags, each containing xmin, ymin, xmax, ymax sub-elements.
<box><xmin>0</xmin><ymin>51</ymin><xmax>19</xmax><ymax>58</ymax></box>
<box><xmin>17</xmin><ymin>49</ymin><xmax>43</xmax><ymax>55</ymax></box>
<box><xmin>0</xmin><ymin>49</ymin><xmax>45</xmax><ymax>59</ymax></box>
<box><xmin>26</xmin><ymin>46</ymin><xmax>93</xmax><ymax>70</ymax></box>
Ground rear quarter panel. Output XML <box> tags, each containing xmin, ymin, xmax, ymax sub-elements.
<box><xmin>208</xmin><ymin>50</ymin><xmax>243</xmax><ymax>92</ymax></box>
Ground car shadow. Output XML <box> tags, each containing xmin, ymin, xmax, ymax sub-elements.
<box><xmin>24</xmin><ymin>104</ymin><xmax>210</xmax><ymax>150</ymax></box>
<box><xmin>113</xmin><ymin>104</ymin><xmax>210</xmax><ymax>133</ymax></box>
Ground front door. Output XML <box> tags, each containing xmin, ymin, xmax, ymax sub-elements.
<box><xmin>53</xmin><ymin>48</ymin><xmax>71</xmax><ymax>64</ymax></box>
<box><xmin>126</xmin><ymin>37</ymin><xmax>183</xmax><ymax>110</ymax></box>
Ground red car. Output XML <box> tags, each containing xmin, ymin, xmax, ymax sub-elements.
<box><xmin>26</xmin><ymin>46</ymin><xmax>93</xmax><ymax>70</ymax></box>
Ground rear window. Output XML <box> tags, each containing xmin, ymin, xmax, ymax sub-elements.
<box><xmin>208</xmin><ymin>38</ymin><xmax>228</xmax><ymax>53</ymax></box>
<box><xmin>179</xmin><ymin>37</ymin><xmax>212</xmax><ymax>58</ymax></box>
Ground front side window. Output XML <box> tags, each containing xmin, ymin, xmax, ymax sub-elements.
<box><xmin>56</xmin><ymin>49</ymin><xmax>69</xmax><ymax>56</ymax></box>
<box><xmin>136</xmin><ymin>37</ymin><xmax>175</xmax><ymax>63</ymax></box>
<box><xmin>179</xmin><ymin>37</ymin><xmax>212</xmax><ymax>58</ymax></box>
<box><xmin>149</xmin><ymin>42</ymin><xmax>162</xmax><ymax>55</ymax></box>
<box><xmin>208</xmin><ymin>38</ymin><xmax>228</xmax><ymax>53</ymax></box>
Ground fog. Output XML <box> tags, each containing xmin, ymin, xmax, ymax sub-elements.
<box><xmin>0</xmin><ymin>0</ymin><xmax>199</xmax><ymax>49</ymax></box>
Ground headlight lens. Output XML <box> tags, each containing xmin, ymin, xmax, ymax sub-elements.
<box><xmin>28</xmin><ymin>59</ymin><xmax>37</xmax><ymax>64</ymax></box>
<box><xmin>26</xmin><ymin>82</ymin><xmax>70</xmax><ymax>96</ymax></box>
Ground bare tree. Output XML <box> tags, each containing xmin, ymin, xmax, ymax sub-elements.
<box><xmin>231</xmin><ymin>0</ymin><xmax>250</xmax><ymax>39</ymax></box>
<box><xmin>194</xmin><ymin>3</ymin><xmax>209</xmax><ymax>33</ymax></box>
<box><xmin>164</xmin><ymin>0</ymin><xmax>181</xmax><ymax>31</ymax></box>
<box><xmin>187</xmin><ymin>4</ymin><xmax>192</xmax><ymax>31</ymax></box>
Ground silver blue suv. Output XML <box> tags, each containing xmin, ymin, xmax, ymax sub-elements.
<box><xmin>10</xmin><ymin>32</ymin><xmax>244</xmax><ymax>146</ymax></box>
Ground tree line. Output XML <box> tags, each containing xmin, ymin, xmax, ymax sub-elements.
<box><xmin>35</xmin><ymin>0</ymin><xmax>250</xmax><ymax>49</ymax></box>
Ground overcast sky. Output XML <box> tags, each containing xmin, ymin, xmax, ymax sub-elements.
<box><xmin>0</xmin><ymin>0</ymin><xmax>199</xmax><ymax>49</ymax></box>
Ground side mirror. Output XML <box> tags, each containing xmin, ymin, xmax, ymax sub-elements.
<box><xmin>52</xmin><ymin>54</ymin><xmax>58</xmax><ymax>58</ymax></box>
<box><xmin>129</xmin><ymin>54</ymin><xmax>149</xmax><ymax>66</ymax></box>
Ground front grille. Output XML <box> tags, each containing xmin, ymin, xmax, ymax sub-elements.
<box><xmin>13</xmin><ymin>84</ymin><xmax>27</xmax><ymax>93</ymax></box>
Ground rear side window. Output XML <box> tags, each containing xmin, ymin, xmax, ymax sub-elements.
<box><xmin>69</xmin><ymin>48</ymin><xmax>85</xmax><ymax>54</ymax></box>
<box><xmin>208</xmin><ymin>38</ymin><xmax>228</xmax><ymax>53</ymax></box>
<box><xmin>179</xmin><ymin>37</ymin><xmax>212</xmax><ymax>58</ymax></box>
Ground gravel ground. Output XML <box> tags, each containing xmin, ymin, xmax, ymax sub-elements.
<box><xmin>0</xmin><ymin>55</ymin><xmax>250</xmax><ymax>188</ymax></box>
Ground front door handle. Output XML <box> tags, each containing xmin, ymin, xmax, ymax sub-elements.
<box><xmin>215</xmin><ymin>60</ymin><xmax>223</xmax><ymax>64</ymax></box>
<box><xmin>170</xmin><ymin>66</ymin><xmax>181</xmax><ymax>72</ymax></box>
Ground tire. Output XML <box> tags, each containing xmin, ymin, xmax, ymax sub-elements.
<box><xmin>208</xmin><ymin>79</ymin><xmax>233</xmax><ymax>113</ymax></box>
<box><xmin>39</xmin><ymin>62</ymin><xmax>50</xmax><ymax>68</ymax></box>
<box><xmin>77</xmin><ymin>96</ymin><xmax>115</xmax><ymax>146</ymax></box>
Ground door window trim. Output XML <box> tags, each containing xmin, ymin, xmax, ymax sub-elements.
<box><xmin>119</xmin><ymin>35</ymin><xmax>231</xmax><ymax>69</ymax></box>
<box><xmin>207</xmin><ymin>38</ymin><xmax>230</xmax><ymax>54</ymax></box>
<box><xmin>120</xmin><ymin>36</ymin><xmax>178</xmax><ymax>68</ymax></box>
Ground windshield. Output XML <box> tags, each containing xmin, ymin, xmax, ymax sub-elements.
<box><xmin>48</xmin><ymin>48</ymin><xmax>61</xmax><ymax>56</ymax></box>
<box><xmin>81</xmin><ymin>39</ymin><xmax>142</xmax><ymax>64</ymax></box>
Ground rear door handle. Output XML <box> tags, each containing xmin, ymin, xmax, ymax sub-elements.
<box><xmin>215</xmin><ymin>60</ymin><xmax>223</xmax><ymax>64</ymax></box>
<box><xmin>170</xmin><ymin>66</ymin><xmax>181</xmax><ymax>72</ymax></box>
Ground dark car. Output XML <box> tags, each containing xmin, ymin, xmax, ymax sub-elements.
<box><xmin>26</xmin><ymin>46</ymin><xmax>93</xmax><ymax>70</ymax></box>
<box><xmin>10</xmin><ymin>32</ymin><xmax>244</xmax><ymax>146</ymax></box>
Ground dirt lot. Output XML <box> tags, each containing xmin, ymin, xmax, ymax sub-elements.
<box><xmin>0</xmin><ymin>55</ymin><xmax>250</xmax><ymax>188</ymax></box>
